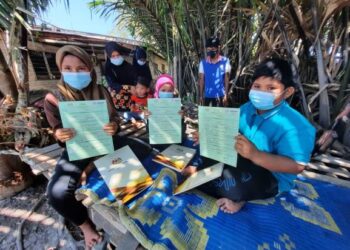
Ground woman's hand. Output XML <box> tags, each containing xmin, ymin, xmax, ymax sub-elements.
<box><xmin>103</xmin><ymin>121</ymin><xmax>118</xmax><ymax>135</ymax></box>
<box><xmin>234</xmin><ymin>134</ymin><xmax>259</xmax><ymax>160</ymax></box>
<box><xmin>192</xmin><ymin>131</ymin><xmax>199</xmax><ymax>146</ymax></box>
<box><xmin>54</xmin><ymin>128</ymin><xmax>76</xmax><ymax>143</ymax></box>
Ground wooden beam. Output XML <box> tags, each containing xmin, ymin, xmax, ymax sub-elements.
<box><xmin>313</xmin><ymin>154</ymin><xmax>350</xmax><ymax>169</ymax></box>
<box><xmin>42</xmin><ymin>52</ymin><xmax>55</xmax><ymax>79</ymax></box>
<box><xmin>89</xmin><ymin>204</ymin><xmax>139</xmax><ymax>249</ymax></box>
<box><xmin>307</xmin><ymin>162</ymin><xmax>350</xmax><ymax>179</ymax></box>
<box><xmin>27</xmin><ymin>41</ymin><xmax>59</xmax><ymax>54</ymax></box>
<box><xmin>23</xmin><ymin>143</ymin><xmax>61</xmax><ymax>159</ymax></box>
<box><xmin>300</xmin><ymin>171</ymin><xmax>350</xmax><ymax>188</ymax></box>
<box><xmin>29</xmin><ymin>80</ymin><xmax>58</xmax><ymax>90</ymax></box>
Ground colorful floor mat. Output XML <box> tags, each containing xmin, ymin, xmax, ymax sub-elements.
<box><xmin>77</xmin><ymin>157</ymin><xmax>350</xmax><ymax>250</ymax></box>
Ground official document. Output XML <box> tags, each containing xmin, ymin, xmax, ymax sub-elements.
<box><xmin>59</xmin><ymin>100</ymin><xmax>114</xmax><ymax>161</ymax></box>
<box><xmin>199</xmin><ymin>106</ymin><xmax>240</xmax><ymax>167</ymax></box>
<box><xmin>94</xmin><ymin>145</ymin><xmax>153</xmax><ymax>204</ymax></box>
<box><xmin>148</xmin><ymin>98</ymin><xmax>182</xmax><ymax>144</ymax></box>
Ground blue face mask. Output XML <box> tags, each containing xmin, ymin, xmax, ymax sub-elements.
<box><xmin>62</xmin><ymin>72</ymin><xmax>91</xmax><ymax>90</ymax></box>
<box><xmin>111</xmin><ymin>57</ymin><xmax>124</xmax><ymax>66</ymax></box>
<box><xmin>159</xmin><ymin>91</ymin><xmax>174</xmax><ymax>98</ymax></box>
<box><xmin>249</xmin><ymin>89</ymin><xmax>285</xmax><ymax>110</ymax></box>
<box><xmin>137</xmin><ymin>60</ymin><xmax>146</xmax><ymax>66</ymax></box>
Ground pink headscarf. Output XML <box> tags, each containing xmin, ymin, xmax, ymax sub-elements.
<box><xmin>154</xmin><ymin>74</ymin><xmax>174</xmax><ymax>98</ymax></box>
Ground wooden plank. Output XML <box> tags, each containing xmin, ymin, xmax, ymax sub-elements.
<box><xmin>28</xmin><ymin>40</ymin><xmax>59</xmax><ymax>54</ymax></box>
<box><xmin>42</xmin><ymin>170</ymin><xmax>54</xmax><ymax>179</ymax></box>
<box><xmin>307</xmin><ymin>162</ymin><xmax>350</xmax><ymax>179</ymax></box>
<box><xmin>29</xmin><ymin>80</ymin><xmax>58</xmax><ymax>91</ymax></box>
<box><xmin>25</xmin><ymin>148</ymin><xmax>63</xmax><ymax>166</ymax></box>
<box><xmin>313</xmin><ymin>154</ymin><xmax>350</xmax><ymax>169</ymax></box>
<box><xmin>131</xmin><ymin>127</ymin><xmax>147</xmax><ymax>138</ymax></box>
<box><xmin>120</xmin><ymin>123</ymin><xmax>133</xmax><ymax>130</ymax></box>
<box><xmin>88</xmin><ymin>204</ymin><xmax>138</xmax><ymax>249</ymax></box>
<box><xmin>300</xmin><ymin>171</ymin><xmax>350</xmax><ymax>189</ymax></box>
<box><xmin>117</xmin><ymin>232</ymin><xmax>140</xmax><ymax>250</ymax></box>
<box><xmin>118</xmin><ymin>126</ymin><xmax>144</xmax><ymax>137</ymax></box>
<box><xmin>24</xmin><ymin>144</ymin><xmax>61</xmax><ymax>159</ymax></box>
<box><xmin>31</xmin><ymin>157</ymin><xmax>59</xmax><ymax>175</ymax></box>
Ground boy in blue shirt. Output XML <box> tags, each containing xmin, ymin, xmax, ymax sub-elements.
<box><xmin>199</xmin><ymin>58</ymin><xmax>316</xmax><ymax>214</ymax></box>
<box><xmin>198</xmin><ymin>37</ymin><xmax>231</xmax><ymax>107</ymax></box>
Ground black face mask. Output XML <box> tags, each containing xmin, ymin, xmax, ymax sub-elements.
<box><xmin>207</xmin><ymin>50</ymin><xmax>217</xmax><ymax>58</ymax></box>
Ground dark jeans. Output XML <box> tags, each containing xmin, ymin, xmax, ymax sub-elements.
<box><xmin>198</xmin><ymin>156</ymin><xmax>278</xmax><ymax>202</ymax></box>
<box><xmin>46</xmin><ymin>136</ymin><xmax>153</xmax><ymax>226</ymax></box>
<box><xmin>204</xmin><ymin>97</ymin><xmax>224</xmax><ymax>107</ymax></box>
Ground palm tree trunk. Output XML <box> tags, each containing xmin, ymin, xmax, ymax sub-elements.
<box><xmin>312</xmin><ymin>0</ymin><xmax>331</xmax><ymax>128</ymax></box>
<box><xmin>274</xmin><ymin>2</ymin><xmax>311</xmax><ymax>120</ymax></box>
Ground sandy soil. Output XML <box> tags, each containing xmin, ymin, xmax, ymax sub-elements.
<box><xmin>0</xmin><ymin>177</ymin><xmax>84</xmax><ymax>250</ymax></box>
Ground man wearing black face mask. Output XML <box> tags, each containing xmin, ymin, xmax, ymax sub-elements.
<box><xmin>198</xmin><ymin>37</ymin><xmax>231</xmax><ymax>107</ymax></box>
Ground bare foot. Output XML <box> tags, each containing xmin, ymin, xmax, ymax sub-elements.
<box><xmin>79</xmin><ymin>220</ymin><xmax>102</xmax><ymax>250</ymax></box>
<box><xmin>216</xmin><ymin>198</ymin><xmax>245</xmax><ymax>214</ymax></box>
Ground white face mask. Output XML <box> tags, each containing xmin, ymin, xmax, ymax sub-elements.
<box><xmin>137</xmin><ymin>60</ymin><xmax>146</xmax><ymax>66</ymax></box>
<box><xmin>111</xmin><ymin>57</ymin><xmax>124</xmax><ymax>66</ymax></box>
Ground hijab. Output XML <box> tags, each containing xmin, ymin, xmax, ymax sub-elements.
<box><xmin>55</xmin><ymin>45</ymin><xmax>115</xmax><ymax>117</ymax></box>
<box><xmin>132</xmin><ymin>47</ymin><xmax>152</xmax><ymax>84</ymax></box>
<box><xmin>105</xmin><ymin>41</ymin><xmax>123</xmax><ymax>59</ymax></box>
<box><xmin>154</xmin><ymin>74</ymin><xmax>174</xmax><ymax>98</ymax></box>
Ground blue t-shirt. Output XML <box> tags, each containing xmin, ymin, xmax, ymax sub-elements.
<box><xmin>201</xmin><ymin>57</ymin><xmax>228</xmax><ymax>98</ymax></box>
<box><xmin>239</xmin><ymin>101</ymin><xmax>316</xmax><ymax>192</ymax></box>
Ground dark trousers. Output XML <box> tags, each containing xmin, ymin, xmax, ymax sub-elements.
<box><xmin>47</xmin><ymin>150</ymin><xmax>91</xmax><ymax>225</ymax></box>
<box><xmin>46</xmin><ymin>136</ymin><xmax>153</xmax><ymax>226</ymax></box>
<box><xmin>204</xmin><ymin>97</ymin><xmax>224</xmax><ymax>107</ymax></box>
<box><xmin>198</xmin><ymin>156</ymin><xmax>278</xmax><ymax>202</ymax></box>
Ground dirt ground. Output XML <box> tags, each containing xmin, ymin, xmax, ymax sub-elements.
<box><xmin>0</xmin><ymin>176</ymin><xmax>84</xmax><ymax>250</ymax></box>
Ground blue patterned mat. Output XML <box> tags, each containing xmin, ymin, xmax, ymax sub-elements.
<box><xmin>77</xmin><ymin>156</ymin><xmax>350</xmax><ymax>250</ymax></box>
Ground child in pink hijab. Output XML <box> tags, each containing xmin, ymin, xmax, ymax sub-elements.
<box><xmin>154</xmin><ymin>74</ymin><xmax>175</xmax><ymax>98</ymax></box>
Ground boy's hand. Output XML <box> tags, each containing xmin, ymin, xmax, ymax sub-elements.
<box><xmin>103</xmin><ymin>121</ymin><xmax>118</xmax><ymax>135</ymax></box>
<box><xmin>235</xmin><ymin>135</ymin><xmax>259</xmax><ymax>160</ymax></box>
<box><xmin>55</xmin><ymin>128</ymin><xmax>76</xmax><ymax>143</ymax></box>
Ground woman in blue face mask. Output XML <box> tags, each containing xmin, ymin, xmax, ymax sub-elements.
<box><xmin>104</xmin><ymin>41</ymin><xmax>137</xmax><ymax>111</ymax></box>
<box><xmin>132</xmin><ymin>47</ymin><xmax>153</xmax><ymax>85</ymax></box>
<box><xmin>43</xmin><ymin>45</ymin><xmax>121</xmax><ymax>249</ymax></box>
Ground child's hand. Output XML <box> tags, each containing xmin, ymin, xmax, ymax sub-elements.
<box><xmin>223</xmin><ymin>95</ymin><xmax>228</xmax><ymax>106</ymax></box>
<box><xmin>182</xmin><ymin>165</ymin><xmax>197</xmax><ymax>176</ymax></box>
<box><xmin>192</xmin><ymin>131</ymin><xmax>199</xmax><ymax>146</ymax></box>
<box><xmin>235</xmin><ymin>135</ymin><xmax>259</xmax><ymax>160</ymax></box>
<box><xmin>54</xmin><ymin>128</ymin><xmax>76</xmax><ymax>143</ymax></box>
<box><xmin>178</xmin><ymin>110</ymin><xmax>184</xmax><ymax>117</ymax></box>
<box><xmin>103</xmin><ymin>121</ymin><xmax>118</xmax><ymax>135</ymax></box>
<box><xmin>143</xmin><ymin>110</ymin><xmax>151</xmax><ymax>119</ymax></box>
<box><xmin>130</xmin><ymin>86</ymin><xmax>136</xmax><ymax>95</ymax></box>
